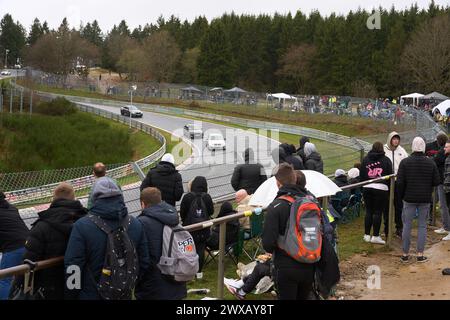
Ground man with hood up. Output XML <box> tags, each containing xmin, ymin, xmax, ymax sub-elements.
<box><xmin>136</xmin><ymin>188</ymin><xmax>186</xmax><ymax>300</ymax></box>
<box><xmin>180</xmin><ymin>176</ymin><xmax>214</xmax><ymax>279</ymax></box>
<box><xmin>304</xmin><ymin>142</ymin><xmax>324</xmax><ymax>174</ymax></box>
<box><xmin>280</xmin><ymin>144</ymin><xmax>304</xmax><ymax>170</ymax></box>
<box><xmin>140</xmin><ymin>154</ymin><xmax>184</xmax><ymax>206</ymax></box>
<box><xmin>231</xmin><ymin>148</ymin><xmax>267</xmax><ymax>195</ymax></box>
<box><xmin>384</xmin><ymin>132</ymin><xmax>409</xmax><ymax>237</ymax></box>
<box><xmin>296</xmin><ymin>136</ymin><xmax>310</xmax><ymax>164</ymax></box>
<box><xmin>64</xmin><ymin>177</ymin><xmax>149</xmax><ymax>300</ymax></box>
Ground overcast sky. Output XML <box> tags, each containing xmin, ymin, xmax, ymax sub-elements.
<box><xmin>0</xmin><ymin>0</ymin><xmax>448</xmax><ymax>32</ymax></box>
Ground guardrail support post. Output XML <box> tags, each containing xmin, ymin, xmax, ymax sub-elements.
<box><xmin>131</xmin><ymin>162</ymin><xmax>146</xmax><ymax>182</ymax></box>
<box><xmin>387</xmin><ymin>177</ymin><xmax>395</xmax><ymax>248</ymax></box>
<box><xmin>217</xmin><ymin>222</ymin><xmax>227</xmax><ymax>299</ymax></box>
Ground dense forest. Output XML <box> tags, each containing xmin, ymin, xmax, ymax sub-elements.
<box><xmin>1</xmin><ymin>1</ymin><xmax>449</xmax><ymax>98</ymax></box>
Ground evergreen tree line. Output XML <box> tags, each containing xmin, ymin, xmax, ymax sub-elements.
<box><xmin>0</xmin><ymin>1</ymin><xmax>449</xmax><ymax>98</ymax></box>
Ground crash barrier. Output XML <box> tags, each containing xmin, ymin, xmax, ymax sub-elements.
<box><xmin>0</xmin><ymin>174</ymin><xmax>400</xmax><ymax>300</ymax></box>
<box><xmin>3</xmin><ymin>98</ymin><xmax>167</xmax><ymax>206</ymax></box>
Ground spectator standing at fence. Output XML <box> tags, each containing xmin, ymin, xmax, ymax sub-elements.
<box><xmin>280</xmin><ymin>144</ymin><xmax>304</xmax><ymax>170</ymax></box>
<box><xmin>440</xmin><ymin>141</ymin><xmax>450</xmax><ymax>241</ymax></box>
<box><xmin>231</xmin><ymin>148</ymin><xmax>267</xmax><ymax>195</ymax></box>
<box><xmin>17</xmin><ymin>183</ymin><xmax>87</xmax><ymax>299</ymax></box>
<box><xmin>64</xmin><ymin>177</ymin><xmax>149</xmax><ymax>300</ymax></box>
<box><xmin>262</xmin><ymin>164</ymin><xmax>315</xmax><ymax>300</ymax></box>
<box><xmin>0</xmin><ymin>191</ymin><xmax>29</xmax><ymax>300</ymax></box>
<box><xmin>296</xmin><ymin>136</ymin><xmax>310</xmax><ymax>164</ymax></box>
<box><xmin>87</xmin><ymin>162</ymin><xmax>107</xmax><ymax>210</ymax></box>
<box><xmin>180</xmin><ymin>176</ymin><xmax>214</xmax><ymax>279</ymax></box>
<box><xmin>384</xmin><ymin>132</ymin><xmax>409</xmax><ymax>238</ymax></box>
<box><xmin>360</xmin><ymin>142</ymin><xmax>393</xmax><ymax>244</ymax></box>
<box><xmin>304</xmin><ymin>142</ymin><xmax>324</xmax><ymax>174</ymax></box>
<box><xmin>429</xmin><ymin>133</ymin><xmax>449</xmax><ymax>228</ymax></box>
<box><xmin>135</xmin><ymin>188</ymin><xmax>186</xmax><ymax>300</ymax></box>
<box><xmin>140</xmin><ymin>154</ymin><xmax>184</xmax><ymax>207</ymax></box>
<box><xmin>397</xmin><ymin>137</ymin><xmax>440</xmax><ymax>263</ymax></box>
<box><xmin>426</xmin><ymin>132</ymin><xmax>448</xmax><ymax>158</ymax></box>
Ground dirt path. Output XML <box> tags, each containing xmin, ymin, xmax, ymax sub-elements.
<box><xmin>337</xmin><ymin>228</ymin><xmax>450</xmax><ymax>300</ymax></box>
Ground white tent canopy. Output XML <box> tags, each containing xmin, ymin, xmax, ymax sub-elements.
<box><xmin>249</xmin><ymin>171</ymin><xmax>342</xmax><ymax>208</ymax></box>
<box><xmin>401</xmin><ymin>93</ymin><xmax>424</xmax><ymax>99</ymax></box>
<box><xmin>267</xmin><ymin>93</ymin><xmax>298</xmax><ymax>101</ymax></box>
<box><xmin>401</xmin><ymin>93</ymin><xmax>424</xmax><ymax>106</ymax></box>
<box><xmin>432</xmin><ymin>100</ymin><xmax>450</xmax><ymax>115</ymax></box>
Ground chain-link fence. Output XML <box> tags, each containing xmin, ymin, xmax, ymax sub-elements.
<box><xmin>26</xmin><ymin>71</ymin><xmax>420</xmax><ymax>127</ymax></box>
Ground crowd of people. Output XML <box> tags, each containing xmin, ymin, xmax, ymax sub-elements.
<box><xmin>1</xmin><ymin>130</ymin><xmax>450</xmax><ymax>300</ymax></box>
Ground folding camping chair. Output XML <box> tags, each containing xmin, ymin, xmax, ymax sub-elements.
<box><xmin>242</xmin><ymin>213</ymin><xmax>265</xmax><ymax>261</ymax></box>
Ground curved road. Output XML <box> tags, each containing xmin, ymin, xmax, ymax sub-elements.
<box><xmin>74</xmin><ymin>101</ymin><xmax>280</xmax><ymax>215</ymax></box>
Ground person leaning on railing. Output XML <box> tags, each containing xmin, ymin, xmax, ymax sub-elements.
<box><xmin>11</xmin><ymin>183</ymin><xmax>87</xmax><ymax>300</ymax></box>
<box><xmin>0</xmin><ymin>191</ymin><xmax>29</xmax><ymax>300</ymax></box>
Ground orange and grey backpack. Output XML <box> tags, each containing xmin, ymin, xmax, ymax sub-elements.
<box><xmin>277</xmin><ymin>195</ymin><xmax>322</xmax><ymax>264</ymax></box>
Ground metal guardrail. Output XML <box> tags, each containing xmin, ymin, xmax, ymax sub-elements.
<box><xmin>4</xmin><ymin>94</ymin><xmax>167</xmax><ymax>205</ymax></box>
<box><xmin>0</xmin><ymin>174</ymin><xmax>399</xmax><ymax>300</ymax></box>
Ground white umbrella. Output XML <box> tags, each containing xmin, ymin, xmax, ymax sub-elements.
<box><xmin>249</xmin><ymin>171</ymin><xmax>342</xmax><ymax>208</ymax></box>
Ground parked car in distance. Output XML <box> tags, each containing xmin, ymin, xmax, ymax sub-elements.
<box><xmin>1</xmin><ymin>70</ymin><xmax>11</xmax><ymax>76</ymax></box>
<box><xmin>120</xmin><ymin>105</ymin><xmax>143</xmax><ymax>118</ymax></box>
<box><xmin>184</xmin><ymin>124</ymin><xmax>204</xmax><ymax>139</ymax></box>
<box><xmin>206</xmin><ymin>133</ymin><xmax>226</xmax><ymax>151</ymax></box>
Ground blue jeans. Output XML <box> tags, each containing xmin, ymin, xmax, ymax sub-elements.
<box><xmin>402</xmin><ymin>202</ymin><xmax>429</xmax><ymax>254</ymax></box>
<box><xmin>0</xmin><ymin>247</ymin><xmax>25</xmax><ymax>300</ymax></box>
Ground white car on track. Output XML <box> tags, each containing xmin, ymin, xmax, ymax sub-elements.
<box><xmin>206</xmin><ymin>133</ymin><xmax>226</xmax><ymax>151</ymax></box>
<box><xmin>1</xmin><ymin>70</ymin><xmax>11</xmax><ymax>76</ymax></box>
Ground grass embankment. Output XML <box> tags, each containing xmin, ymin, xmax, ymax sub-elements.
<box><xmin>19</xmin><ymin>81</ymin><xmax>413</xmax><ymax>137</ymax></box>
<box><xmin>0</xmin><ymin>108</ymin><xmax>161</xmax><ymax>173</ymax></box>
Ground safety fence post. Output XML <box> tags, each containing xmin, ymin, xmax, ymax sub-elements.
<box><xmin>387</xmin><ymin>177</ymin><xmax>395</xmax><ymax>248</ymax></box>
<box><xmin>217</xmin><ymin>222</ymin><xmax>227</xmax><ymax>299</ymax></box>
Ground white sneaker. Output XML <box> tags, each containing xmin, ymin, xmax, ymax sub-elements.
<box><xmin>196</xmin><ymin>272</ymin><xmax>203</xmax><ymax>279</ymax></box>
<box><xmin>370</xmin><ymin>236</ymin><xmax>386</xmax><ymax>245</ymax></box>
<box><xmin>363</xmin><ymin>235</ymin><xmax>371</xmax><ymax>243</ymax></box>
<box><xmin>434</xmin><ymin>228</ymin><xmax>449</xmax><ymax>235</ymax></box>
<box><xmin>224</xmin><ymin>278</ymin><xmax>242</xmax><ymax>289</ymax></box>
<box><xmin>443</xmin><ymin>234</ymin><xmax>450</xmax><ymax>241</ymax></box>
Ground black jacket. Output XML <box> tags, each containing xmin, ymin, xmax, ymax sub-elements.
<box><xmin>0</xmin><ymin>200</ymin><xmax>28</xmax><ymax>253</ymax></box>
<box><xmin>180</xmin><ymin>177</ymin><xmax>215</xmax><ymax>226</ymax></box>
<box><xmin>207</xmin><ymin>202</ymin><xmax>239</xmax><ymax>250</ymax></box>
<box><xmin>434</xmin><ymin>147</ymin><xmax>447</xmax><ymax>184</ymax></box>
<box><xmin>231</xmin><ymin>149</ymin><xmax>267</xmax><ymax>195</ymax></box>
<box><xmin>262</xmin><ymin>184</ymin><xmax>315</xmax><ymax>273</ymax></box>
<box><xmin>397</xmin><ymin>152</ymin><xmax>440</xmax><ymax>203</ymax></box>
<box><xmin>64</xmin><ymin>196</ymin><xmax>149</xmax><ymax>300</ymax></box>
<box><xmin>136</xmin><ymin>202</ymin><xmax>186</xmax><ymax>300</ymax></box>
<box><xmin>21</xmin><ymin>199</ymin><xmax>87</xmax><ymax>299</ymax></box>
<box><xmin>305</xmin><ymin>152</ymin><xmax>324</xmax><ymax>174</ymax></box>
<box><xmin>280</xmin><ymin>144</ymin><xmax>304</xmax><ymax>170</ymax></box>
<box><xmin>296</xmin><ymin>137</ymin><xmax>310</xmax><ymax>164</ymax></box>
<box><xmin>140</xmin><ymin>161</ymin><xmax>184</xmax><ymax>206</ymax></box>
<box><xmin>360</xmin><ymin>150</ymin><xmax>393</xmax><ymax>187</ymax></box>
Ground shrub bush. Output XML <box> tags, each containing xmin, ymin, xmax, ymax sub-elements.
<box><xmin>35</xmin><ymin>97</ymin><xmax>78</xmax><ymax>116</ymax></box>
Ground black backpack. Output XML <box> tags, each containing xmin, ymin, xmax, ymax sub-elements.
<box><xmin>88</xmin><ymin>214</ymin><xmax>139</xmax><ymax>300</ymax></box>
<box><xmin>184</xmin><ymin>194</ymin><xmax>211</xmax><ymax>241</ymax></box>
